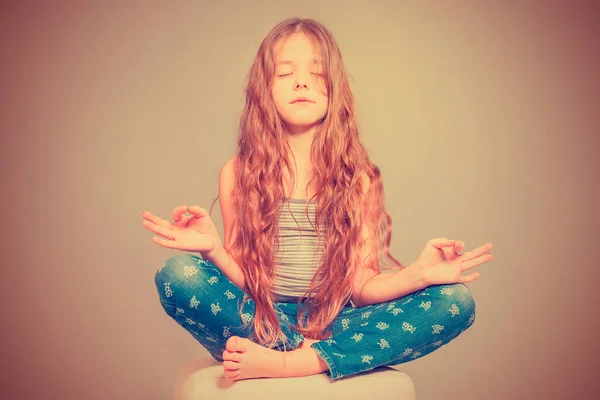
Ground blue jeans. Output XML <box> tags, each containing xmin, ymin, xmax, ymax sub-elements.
<box><xmin>155</xmin><ymin>253</ymin><xmax>476</xmax><ymax>380</ymax></box>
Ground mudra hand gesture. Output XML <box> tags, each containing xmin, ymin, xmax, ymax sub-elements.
<box><xmin>416</xmin><ymin>238</ymin><xmax>494</xmax><ymax>285</ymax></box>
<box><xmin>141</xmin><ymin>205</ymin><xmax>223</xmax><ymax>258</ymax></box>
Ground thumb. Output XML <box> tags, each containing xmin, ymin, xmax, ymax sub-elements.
<box><xmin>187</xmin><ymin>205</ymin><xmax>209</xmax><ymax>218</ymax></box>
<box><xmin>429</xmin><ymin>238</ymin><xmax>456</xmax><ymax>249</ymax></box>
<box><xmin>454</xmin><ymin>240</ymin><xmax>465</xmax><ymax>255</ymax></box>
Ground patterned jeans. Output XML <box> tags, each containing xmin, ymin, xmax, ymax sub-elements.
<box><xmin>154</xmin><ymin>253</ymin><xmax>476</xmax><ymax>380</ymax></box>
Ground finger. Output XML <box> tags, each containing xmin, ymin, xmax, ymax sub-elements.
<box><xmin>460</xmin><ymin>272</ymin><xmax>480</xmax><ymax>283</ymax></box>
<box><xmin>142</xmin><ymin>212</ymin><xmax>172</xmax><ymax>229</ymax></box>
<box><xmin>442</xmin><ymin>247</ymin><xmax>455</xmax><ymax>260</ymax></box>
<box><xmin>142</xmin><ymin>220</ymin><xmax>175</xmax><ymax>240</ymax></box>
<box><xmin>461</xmin><ymin>253</ymin><xmax>494</xmax><ymax>270</ymax></box>
<box><xmin>429</xmin><ymin>238</ymin><xmax>456</xmax><ymax>249</ymax></box>
<box><xmin>188</xmin><ymin>205</ymin><xmax>209</xmax><ymax>218</ymax></box>
<box><xmin>141</xmin><ymin>210</ymin><xmax>155</xmax><ymax>220</ymax></box>
<box><xmin>430</xmin><ymin>238</ymin><xmax>461</xmax><ymax>260</ymax></box>
<box><xmin>151</xmin><ymin>236</ymin><xmax>181</xmax><ymax>249</ymax></box>
<box><xmin>462</xmin><ymin>242</ymin><xmax>493</xmax><ymax>262</ymax></box>
<box><xmin>454</xmin><ymin>240</ymin><xmax>465</xmax><ymax>255</ymax></box>
<box><xmin>473</xmin><ymin>242</ymin><xmax>493</xmax><ymax>255</ymax></box>
<box><xmin>172</xmin><ymin>205</ymin><xmax>189</xmax><ymax>222</ymax></box>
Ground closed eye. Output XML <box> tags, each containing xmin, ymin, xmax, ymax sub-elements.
<box><xmin>276</xmin><ymin>73</ymin><xmax>324</xmax><ymax>77</ymax></box>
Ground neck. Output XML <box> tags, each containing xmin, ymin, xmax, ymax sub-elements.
<box><xmin>284</xmin><ymin>123</ymin><xmax>318</xmax><ymax>161</ymax></box>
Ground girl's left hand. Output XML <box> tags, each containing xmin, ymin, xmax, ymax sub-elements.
<box><xmin>416</xmin><ymin>238</ymin><xmax>494</xmax><ymax>285</ymax></box>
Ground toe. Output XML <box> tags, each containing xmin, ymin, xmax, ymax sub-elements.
<box><xmin>225</xmin><ymin>336</ymin><xmax>239</xmax><ymax>352</ymax></box>
<box><xmin>226</xmin><ymin>336</ymin><xmax>248</xmax><ymax>352</ymax></box>
<box><xmin>222</xmin><ymin>360</ymin><xmax>239</xmax><ymax>370</ymax></box>
<box><xmin>223</xmin><ymin>350</ymin><xmax>242</xmax><ymax>362</ymax></box>
<box><xmin>223</xmin><ymin>369</ymin><xmax>241</xmax><ymax>381</ymax></box>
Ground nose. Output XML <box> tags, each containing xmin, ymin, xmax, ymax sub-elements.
<box><xmin>294</xmin><ymin>71</ymin><xmax>309</xmax><ymax>90</ymax></box>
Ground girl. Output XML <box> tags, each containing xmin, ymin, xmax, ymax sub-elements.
<box><xmin>142</xmin><ymin>17</ymin><xmax>493</xmax><ymax>381</ymax></box>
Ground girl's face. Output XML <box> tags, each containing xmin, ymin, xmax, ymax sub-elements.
<box><xmin>271</xmin><ymin>33</ymin><xmax>329</xmax><ymax>133</ymax></box>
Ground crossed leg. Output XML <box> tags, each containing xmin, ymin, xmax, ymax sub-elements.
<box><xmin>155</xmin><ymin>254</ymin><xmax>476</xmax><ymax>381</ymax></box>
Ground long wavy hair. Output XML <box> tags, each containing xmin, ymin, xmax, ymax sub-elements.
<box><xmin>208</xmin><ymin>17</ymin><xmax>405</xmax><ymax>349</ymax></box>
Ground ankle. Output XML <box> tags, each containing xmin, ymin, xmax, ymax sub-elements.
<box><xmin>277</xmin><ymin>350</ymin><xmax>288</xmax><ymax>378</ymax></box>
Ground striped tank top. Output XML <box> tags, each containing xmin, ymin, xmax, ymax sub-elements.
<box><xmin>271</xmin><ymin>197</ymin><xmax>325</xmax><ymax>302</ymax></box>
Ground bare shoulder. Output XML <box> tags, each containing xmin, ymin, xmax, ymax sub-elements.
<box><xmin>221</xmin><ymin>154</ymin><xmax>238</xmax><ymax>176</ymax></box>
<box><xmin>359</xmin><ymin>171</ymin><xmax>371</xmax><ymax>196</ymax></box>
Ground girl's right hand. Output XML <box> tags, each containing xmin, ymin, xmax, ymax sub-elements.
<box><xmin>141</xmin><ymin>205</ymin><xmax>223</xmax><ymax>259</ymax></box>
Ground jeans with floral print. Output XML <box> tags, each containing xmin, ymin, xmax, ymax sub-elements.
<box><xmin>155</xmin><ymin>253</ymin><xmax>476</xmax><ymax>380</ymax></box>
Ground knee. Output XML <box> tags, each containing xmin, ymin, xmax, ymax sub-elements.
<box><xmin>435</xmin><ymin>283</ymin><xmax>476</xmax><ymax>327</ymax></box>
<box><xmin>449</xmin><ymin>283</ymin><xmax>475</xmax><ymax>310</ymax></box>
<box><xmin>154</xmin><ymin>253</ymin><xmax>218</xmax><ymax>300</ymax></box>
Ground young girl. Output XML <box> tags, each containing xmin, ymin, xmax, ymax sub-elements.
<box><xmin>142</xmin><ymin>17</ymin><xmax>493</xmax><ymax>382</ymax></box>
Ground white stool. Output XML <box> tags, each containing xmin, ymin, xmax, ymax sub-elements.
<box><xmin>174</xmin><ymin>359</ymin><xmax>417</xmax><ymax>400</ymax></box>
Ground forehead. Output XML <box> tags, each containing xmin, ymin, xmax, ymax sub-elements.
<box><xmin>274</xmin><ymin>33</ymin><xmax>322</xmax><ymax>65</ymax></box>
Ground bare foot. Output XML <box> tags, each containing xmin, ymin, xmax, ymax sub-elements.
<box><xmin>221</xmin><ymin>336</ymin><xmax>284</xmax><ymax>381</ymax></box>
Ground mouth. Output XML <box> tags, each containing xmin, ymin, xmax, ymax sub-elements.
<box><xmin>292</xmin><ymin>96</ymin><xmax>314</xmax><ymax>104</ymax></box>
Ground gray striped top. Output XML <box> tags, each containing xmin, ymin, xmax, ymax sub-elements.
<box><xmin>272</xmin><ymin>198</ymin><xmax>325</xmax><ymax>302</ymax></box>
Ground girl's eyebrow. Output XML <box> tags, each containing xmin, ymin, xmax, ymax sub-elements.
<box><xmin>276</xmin><ymin>59</ymin><xmax>322</xmax><ymax>66</ymax></box>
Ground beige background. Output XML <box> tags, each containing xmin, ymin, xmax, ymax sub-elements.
<box><xmin>1</xmin><ymin>1</ymin><xmax>598</xmax><ymax>399</ymax></box>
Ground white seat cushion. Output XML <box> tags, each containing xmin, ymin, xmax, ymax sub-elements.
<box><xmin>174</xmin><ymin>359</ymin><xmax>417</xmax><ymax>400</ymax></box>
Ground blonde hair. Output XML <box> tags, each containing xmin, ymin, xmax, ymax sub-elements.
<box><xmin>209</xmin><ymin>17</ymin><xmax>405</xmax><ymax>349</ymax></box>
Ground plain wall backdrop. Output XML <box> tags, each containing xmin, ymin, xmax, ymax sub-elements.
<box><xmin>1</xmin><ymin>1</ymin><xmax>598</xmax><ymax>399</ymax></box>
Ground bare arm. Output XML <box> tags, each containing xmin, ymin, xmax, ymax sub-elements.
<box><xmin>351</xmin><ymin>172</ymin><xmax>428</xmax><ymax>307</ymax></box>
<box><xmin>353</xmin><ymin>261</ymin><xmax>427</xmax><ymax>307</ymax></box>
<box><xmin>203</xmin><ymin>155</ymin><xmax>246</xmax><ymax>290</ymax></box>
<box><xmin>204</xmin><ymin>247</ymin><xmax>245</xmax><ymax>290</ymax></box>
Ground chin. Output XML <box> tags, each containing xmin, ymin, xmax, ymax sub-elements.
<box><xmin>285</xmin><ymin>113</ymin><xmax>326</xmax><ymax>124</ymax></box>
<box><xmin>285</xmin><ymin>119</ymin><xmax>322</xmax><ymax>130</ymax></box>
<box><xmin>291</xmin><ymin>117</ymin><xmax>320</xmax><ymax>124</ymax></box>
